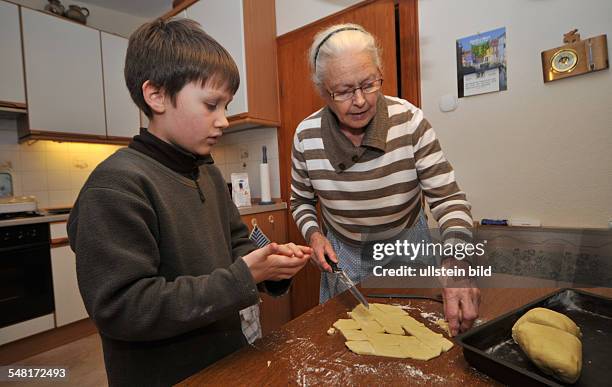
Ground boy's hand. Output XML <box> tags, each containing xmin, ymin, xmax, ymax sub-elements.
<box><xmin>243</xmin><ymin>243</ymin><xmax>311</xmax><ymax>283</ymax></box>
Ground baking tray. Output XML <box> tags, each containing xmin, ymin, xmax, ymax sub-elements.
<box><xmin>456</xmin><ymin>289</ymin><xmax>612</xmax><ymax>386</ymax></box>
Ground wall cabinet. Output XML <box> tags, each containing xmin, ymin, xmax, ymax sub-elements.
<box><xmin>240</xmin><ymin>209</ymin><xmax>291</xmax><ymax>335</ymax></box>
<box><xmin>175</xmin><ymin>0</ymin><xmax>280</xmax><ymax>130</ymax></box>
<box><xmin>101</xmin><ymin>32</ymin><xmax>141</xmax><ymax>139</ymax></box>
<box><xmin>21</xmin><ymin>7</ymin><xmax>107</xmax><ymax>138</ymax></box>
<box><xmin>0</xmin><ymin>1</ymin><xmax>26</xmax><ymax>108</ymax></box>
<box><xmin>9</xmin><ymin>5</ymin><xmax>140</xmax><ymax>143</ymax></box>
<box><xmin>50</xmin><ymin>244</ymin><xmax>89</xmax><ymax>327</ymax></box>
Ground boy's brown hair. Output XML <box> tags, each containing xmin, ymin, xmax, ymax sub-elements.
<box><xmin>125</xmin><ymin>18</ymin><xmax>240</xmax><ymax>118</ymax></box>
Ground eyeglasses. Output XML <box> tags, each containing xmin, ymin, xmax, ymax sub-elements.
<box><xmin>328</xmin><ymin>78</ymin><xmax>383</xmax><ymax>102</ymax></box>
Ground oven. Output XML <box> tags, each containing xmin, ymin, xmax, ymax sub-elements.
<box><xmin>0</xmin><ymin>222</ymin><xmax>54</xmax><ymax>330</ymax></box>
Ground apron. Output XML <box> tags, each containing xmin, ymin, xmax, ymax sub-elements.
<box><xmin>319</xmin><ymin>211</ymin><xmax>434</xmax><ymax>303</ymax></box>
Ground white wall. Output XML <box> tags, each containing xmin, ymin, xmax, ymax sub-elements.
<box><xmin>10</xmin><ymin>0</ymin><xmax>149</xmax><ymax>37</ymax></box>
<box><xmin>419</xmin><ymin>0</ymin><xmax>612</xmax><ymax>228</ymax></box>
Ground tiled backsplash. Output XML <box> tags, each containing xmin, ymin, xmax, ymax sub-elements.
<box><xmin>0</xmin><ymin>119</ymin><xmax>123</xmax><ymax>208</ymax></box>
<box><xmin>0</xmin><ymin>118</ymin><xmax>281</xmax><ymax>208</ymax></box>
<box><xmin>212</xmin><ymin>127</ymin><xmax>281</xmax><ymax>200</ymax></box>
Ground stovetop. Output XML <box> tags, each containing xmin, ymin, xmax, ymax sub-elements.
<box><xmin>0</xmin><ymin>211</ymin><xmax>43</xmax><ymax>221</ymax></box>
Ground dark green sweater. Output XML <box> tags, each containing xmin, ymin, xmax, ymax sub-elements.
<box><xmin>68</xmin><ymin>148</ymin><xmax>260</xmax><ymax>386</ymax></box>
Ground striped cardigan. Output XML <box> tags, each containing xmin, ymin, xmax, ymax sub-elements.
<box><xmin>290</xmin><ymin>95</ymin><xmax>472</xmax><ymax>246</ymax></box>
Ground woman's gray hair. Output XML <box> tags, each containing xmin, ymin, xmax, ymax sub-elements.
<box><xmin>309</xmin><ymin>23</ymin><xmax>382</xmax><ymax>88</ymax></box>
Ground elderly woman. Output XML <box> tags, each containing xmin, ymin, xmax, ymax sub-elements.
<box><xmin>290</xmin><ymin>24</ymin><xmax>480</xmax><ymax>336</ymax></box>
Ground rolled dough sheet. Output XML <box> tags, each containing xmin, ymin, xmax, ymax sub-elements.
<box><xmin>333</xmin><ymin>319</ymin><xmax>360</xmax><ymax>331</ymax></box>
<box><xmin>333</xmin><ymin>303</ymin><xmax>452</xmax><ymax>360</ymax></box>
<box><xmin>340</xmin><ymin>329</ymin><xmax>368</xmax><ymax>341</ymax></box>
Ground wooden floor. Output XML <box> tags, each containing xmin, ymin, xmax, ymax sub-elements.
<box><xmin>5</xmin><ymin>334</ymin><xmax>107</xmax><ymax>387</ymax></box>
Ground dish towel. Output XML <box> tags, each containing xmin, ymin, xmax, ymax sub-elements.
<box><xmin>240</xmin><ymin>224</ymin><xmax>272</xmax><ymax>343</ymax></box>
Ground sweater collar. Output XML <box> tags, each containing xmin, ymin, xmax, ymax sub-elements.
<box><xmin>128</xmin><ymin>128</ymin><xmax>213</xmax><ymax>178</ymax></box>
<box><xmin>320</xmin><ymin>94</ymin><xmax>389</xmax><ymax>172</ymax></box>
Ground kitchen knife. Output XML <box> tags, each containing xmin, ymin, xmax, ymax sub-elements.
<box><xmin>366</xmin><ymin>293</ymin><xmax>444</xmax><ymax>303</ymax></box>
<box><xmin>324</xmin><ymin>254</ymin><xmax>369</xmax><ymax>309</ymax></box>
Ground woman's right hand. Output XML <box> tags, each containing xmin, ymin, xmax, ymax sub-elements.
<box><xmin>309</xmin><ymin>231</ymin><xmax>337</xmax><ymax>272</ymax></box>
<box><xmin>243</xmin><ymin>243</ymin><xmax>311</xmax><ymax>283</ymax></box>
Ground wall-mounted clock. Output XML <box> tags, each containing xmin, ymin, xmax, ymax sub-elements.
<box><xmin>551</xmin><ymin>49</ymin><xmax>578</xmax><ymax>73</ymax></box>
<box><xmin>542</xmin><ymin>31</ymin><xmax>608</xmax><ymax>83</ymax></box>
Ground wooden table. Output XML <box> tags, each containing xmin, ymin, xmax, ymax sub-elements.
<box><xmin>178</xmin><ymin>287</ymin><xmax>612</xmax><ymax>386</ymax></box>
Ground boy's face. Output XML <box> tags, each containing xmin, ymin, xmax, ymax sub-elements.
<box><xmin>156</xmin><ymin>80</ymin><xmax>232</xmax><ymax>156</ymax></box>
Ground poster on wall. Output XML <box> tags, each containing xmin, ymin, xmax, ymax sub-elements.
<box><xmin>456</xmin><ymin>27</ymin><xmax>507</xmax><ymax>97</ymax></box>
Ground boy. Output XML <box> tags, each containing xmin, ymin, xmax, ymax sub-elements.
<box><xmin>67</xmin><ymin>18</ymin><xmax>310</xmax><ymax>386</ymax></box>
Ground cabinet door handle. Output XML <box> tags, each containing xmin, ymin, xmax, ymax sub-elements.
<box><xmin>251</xmin><ymin>218</ymin><xmax>257</xmax><ymax>227</ymax></box>
<box><xmin>268</xmin><ymin>215</ymin><xmax>274</xmax><ymax>224</ymax></box>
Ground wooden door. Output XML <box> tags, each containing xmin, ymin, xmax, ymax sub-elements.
<box><xmin>277</xmin><ymin>0</ymin><xmax>401</xmax><ymax>319</ymax></box>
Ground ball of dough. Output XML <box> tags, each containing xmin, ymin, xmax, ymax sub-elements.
<box><xmin>512</xmin><ymin>307</ymin><xmax>581</xmax><ymax>339</ymax></box>
<box><xmin>513</xmin><ymin>321</ymin><xmax>582</xmax><ymax>383</ymax></box>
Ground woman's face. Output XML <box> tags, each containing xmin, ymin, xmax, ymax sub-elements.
<box><xmin>321</xmin><ymin>51</ymin><xmax>381</xmax><ymax>132</ymax></box>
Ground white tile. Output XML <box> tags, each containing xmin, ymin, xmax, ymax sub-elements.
<box><xmin>225</xmin><ymin>145</ymin><xmax>241</xmax><ymax>164</ymax></box>
<box><xmin>45</xmin><ymin>141</ymin><xmax>70</xmax><ymax>153</ymax></box>
<box><xmin>72</xmin><ymin>189</ymin><xmax>82</xmax><ymax>201</ymax></box>
<box><xmin>70</xmin><ymin>170</ymin><xmax>91</xmax><ymax>190</ymax></box>
<box><xmin>266</xmin><ymin>136</ymin><xmax>279</xmax><ymax>159</ymax></box>
<box><xmin>226</xmin><ymin>162</ymin><xmax>248</xmax><ymax>176</ymax></box>
<box><xmin>47</xmin><ymin>171</ymin><xmax>72</xmax><ymax>191</ymax></box>
<box><xmin>46</xmin><ymin>152</ymin><xmax>71</xmax><ymax>171</ymax></box>
<box><xmin>22</xmin><ymin>191</ymin><xmax>49</xmax><ymax>209</ymax></box>
<box><xmin>21</xmin><ymin>140</ymin><xmax>47</xmax><ymax>152</ymax></box>
<box><xmin>216</xmin><ymin>164</ymin><xmax>229</xmax><ymax>182</ymax></box>
<box><xmin>268</xmin><ymin>158</ymin><xmax>280</xmax><ymax>181</ymax></box>
<box><xmin>48</xmin><ymin>190</ymin><xmax>76</xmax><ymax>208</ymax></box>
<box><xmin>10</xmin><ymin>174</ymin><xmax>22</xmax><ymax>195</ymax></box>
<box><xmin>0</xmin><ymin>150</ymin><xmax>21</xmax><ymax>171</ymax></box>
<box><xmin>21</xmin><ymin>171</ymin><xmax>48</xmax><ymax>192</ymax></box>
<box><xmin>68</xmin><ymin>142</ymin><xmax>91</xmax><ymax>153</ymax></box>
<box><xmin>248</xmin><ymin>141</ymin><xmax>265</xmax><ymax>163</ymax></box>
<box><xmin>247</xmin><ymin>162</ymin><xmax>260</xmax><ymax>198</ymax></box>
<box><xmin>219</xmin><ymin>131</ymin><xmax>238</xmax><ymax>145</ymax></box>
<box><xmin>71</xmin><ymin>152</ymin><xmax>93</xmax><ymax>171</ymax></box>
<box><xmin>20</xmin><ymin>151</ymin><xmax>47</xmax><ymax>171</ymax></box>
<box><xmin>271</xmin><ymin>179</ymin><xmax>281</xmax><ymax>198</ymax></box>
<box><xmin>210</xmin><ymin>146</ymin><xmax>226</xmax><ymax>165</ymax></box>
<box><xmin>89</xmin><ymin>152</ymin><xmax>109</xmax><ymax>169</ymax></box>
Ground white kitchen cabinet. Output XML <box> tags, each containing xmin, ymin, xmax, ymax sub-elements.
<box><xmin>50</xmin><ymin>245</ymin><xmax>89</xmax><ymax>327</ymax></box>
<box><xmin>181</xmin><ymin>0</ymin><xmax>280</xmax><ymax>129</ymax></box>
<box><xmin>186</xmin><ymin>0</ymin><xmax>248</xmax><ymax>117</ymax></box>
<box><xmin>101</xmin><ymin>32</ymin><xmax>140</xmax><ymax>138</ymax></box>
<box><xmin>0</xmin><ymin>1</ymin><xmax>26</xmax><ymax>106</ymax></box>
<box><xmin>21</xmin><ymin>7</ymin><xmax>106</xmax><ymax>137</ymax></box>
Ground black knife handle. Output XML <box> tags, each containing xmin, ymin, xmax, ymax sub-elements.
<box><xmin>324</xmin><ymin>254</ymin><xmax>340</xmax><ymax>272</ymax></box>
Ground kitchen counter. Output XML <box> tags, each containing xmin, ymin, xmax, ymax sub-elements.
<box><xmin>0</xmin><ymin>202</ymin><xmax>287</xmax><ymax>228</ymax></box>
<box><xmin>178</xmin><ymin>286</ymin><xmax>612</xmax><ymax>386</ymax></box>
<box><xmin>0</xmin><ymin>213</ymin><xmax>70</xmax><ymax>227</ymax></box>
<box><xmin>237</xmin><ymin>201</ymin><xmax>287</xmax><ymax>215</ymax></box>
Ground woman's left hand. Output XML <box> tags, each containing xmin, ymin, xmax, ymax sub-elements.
<box><xmin>441</xmin><ymin>286</ymin><xmax>481</xmax><ymax>336</ymax></box>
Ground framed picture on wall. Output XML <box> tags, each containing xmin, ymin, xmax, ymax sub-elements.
<box><xmin>456</xmin><ymin>27</ymin><xmax>508</xmax><ymax>97</ymax></box>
